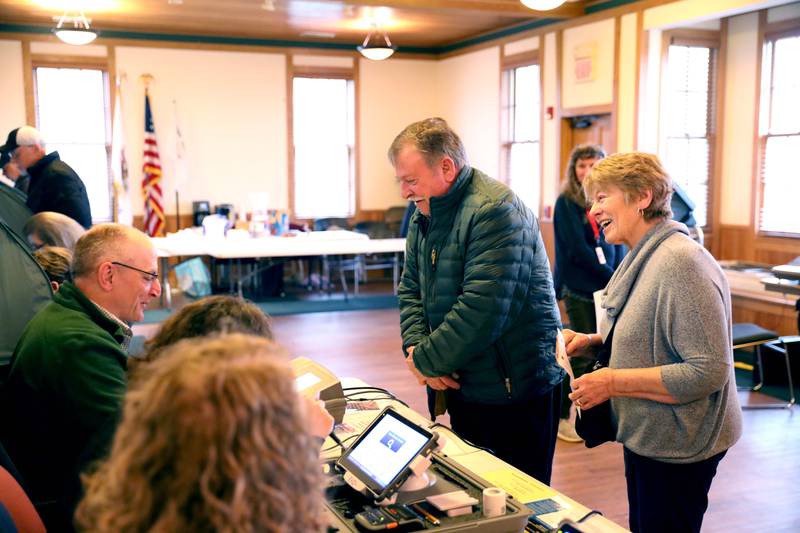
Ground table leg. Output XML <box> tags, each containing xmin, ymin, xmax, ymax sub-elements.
<box><xmin>159</xmin><ymin>256</ymin><xmax>172</xmax><ymax>309</ymax></box>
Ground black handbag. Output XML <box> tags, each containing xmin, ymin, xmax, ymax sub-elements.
<box><xmin>574</xmin><ymin>324</ymin><xmax>617</xmax><ymax>448</ymax></box>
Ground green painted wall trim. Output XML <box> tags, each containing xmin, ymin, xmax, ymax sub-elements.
<box><xmin>586</xmin><ymin>0</ymin><xmax>642</xmax><ymax>15</ymax></box>
<box><xmin>0</xmin><ymin>0</ymin><xmax>640</xmax><ymax>57</ymax></box>
<box><xmin>438</xmin><ymin>18</ymin><xmax>559</xmax><ymax>53</ymax></box>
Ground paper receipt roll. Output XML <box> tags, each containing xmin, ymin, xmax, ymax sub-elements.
<box><xmin>482</xmin><ymin>487</ymin><xmax>507</xmax><ymax>517</ymax></box>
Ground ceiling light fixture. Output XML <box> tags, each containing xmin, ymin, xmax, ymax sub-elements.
<box><xmin>357</xmin><ymin>24</ymin><xmax>396</xmax><ymax>61</ymax></box>
<box><xmin>52</xmin><ymin>10</ymin><xmax>98</xmax><ymax>45</ymax></box>
<box><xmin>520</xmin><ymin>0</ymin><xmax>567</xmax><ymax>10</ymax></box>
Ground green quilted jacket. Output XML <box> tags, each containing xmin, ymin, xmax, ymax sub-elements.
<box><xmin>399</xmin><ymin>166</ymin><xmax>564</xmax><ymax>405</ymax></box>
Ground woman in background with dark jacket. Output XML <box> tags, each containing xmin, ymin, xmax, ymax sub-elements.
<box><xmin>553</xmin><ymin>144</ymin><xmax>625</xmax><ymax>442</ymax></box>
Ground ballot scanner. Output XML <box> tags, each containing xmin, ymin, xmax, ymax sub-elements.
<box><xmin>323</xmin><ymin>406</ymin><xmax>532</xmax><ymax>532</ymax></box>
<box><xmin>290</xmin><ymin>356</ymin><xmax>347</xmax><ymax>423</ymax></box>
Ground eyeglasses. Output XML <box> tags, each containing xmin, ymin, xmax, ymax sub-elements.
<box><xmin>111</xmin><ymin>261</ymin><xmax>159</xmax><ymax>283</ymax></box>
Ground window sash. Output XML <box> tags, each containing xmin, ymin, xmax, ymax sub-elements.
<box><xmin>660</xmin><ymin>43</ymin><xmax>716</xmax><ymax>229</ymax></box>
<box><xmin>33</xmin><ymin>66</ymin><xmax>112</xmax><ymax>223</ymax></box>
<box><xmin>758</xmin><ymin>31</ymin><xmax>800</xmax><ymax>236</ymax></box>
<box><xmin>292</xmin><ymin>76</ymin><xmax>355</xmax><ymax>219</ymax></box>
<box><xmin>500</xmin><ymin>62</ymin><xmax>541</xmax><ymax>213</ymax></box>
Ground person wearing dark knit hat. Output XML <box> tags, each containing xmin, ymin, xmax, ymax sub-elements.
<box><xmin>1</xmin><ymin>126</ymin><xmax>92</xmax><ymax>228</ymax></box>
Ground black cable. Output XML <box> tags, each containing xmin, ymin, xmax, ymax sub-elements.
<box><xmin>342</xmin><ymin>386</ymin><xmax>408</xmax><ymax>407</ymax></box>
<box><xmin>576</xmin><ymin>509</ymin><xmax>603</xmax><ymax>523</ymax></box>
<box><xmin>429</xmin><ymin>422</ymin><xmax>496</xmax><ymax>455</ymax></box>
<box><xmin>320</xmin><ymin>433</ymin><xmax>359</xmax><ymax>453</ymax></box>
<box><xmin>342</xmin><ymin>386</ymin><xmax>396</xmax><ymax>397</ymax></box>
<box><xmin>328</xmin><ymin>431</ymin><xmax>345</xmax><ymax>450</ymax></box>
<box><xmin>344</xmin><ymin>394</ymin><xmax>395</xmax><ymax>401</ymax></box>
<box><xmin>345</xmin><ymin>395</ymin><xmax>409</xmax><ymax>407</ymax></box>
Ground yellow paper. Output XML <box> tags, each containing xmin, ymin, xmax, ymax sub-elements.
<box><xmin>481</xmin><ymin>469</ymin><xmax>556</xmax><ymax>503</ymax></box>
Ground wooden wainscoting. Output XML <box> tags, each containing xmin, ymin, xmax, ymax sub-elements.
<box><xmin>715</xmin><ymin>224</ymin><xmax>800</xmax><ymax>264</ymax></box>
<box><xmin>540</xmin><ymin>218</ymin><xmax>556</xmax><ymax>271</ymax></box>
<box><xmin>131</xmin><ymin>214</ymin><xmax>194</xmax><ymax>234</ymax></box>
<box><xmin>132</xmin><ymin>210</ymin><xmax>390</xmax><ymax>234</ymax></box>
<box><xmin>716</xmin><ymin>224</ymin><xmax>799</xmax><ymax>336</ymax></box>
<box><xmin>731</xmin><ymin>292</ymin><xmax>797</xmax><ymax>336</ymax></box>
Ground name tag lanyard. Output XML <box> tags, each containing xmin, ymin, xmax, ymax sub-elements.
<box><xmin>586</xmin><ymin>209</ymin><xmax>607</xmax><ymax>265</ymax></box>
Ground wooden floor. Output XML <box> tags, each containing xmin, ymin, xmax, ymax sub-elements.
<box><xmin>134</xmin><ymin>304</ymin><xmax>800</xmax><ymax>532</ymax></box>
<box><xmin>270</xmin><ymin>308</ymin><xmax>800</xmax><ymax>533</ymax></box>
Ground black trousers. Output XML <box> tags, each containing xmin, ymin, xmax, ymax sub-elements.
<box><xmin>624</xmin><ymin>447</ymin><xmax>726</xmax><ymax>533</ymax></box>
<box><xmin>446</xmin><ymin>387</ymin><xmax>559</xmax><ymax>484</ymax></box>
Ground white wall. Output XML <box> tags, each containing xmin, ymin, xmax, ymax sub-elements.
<box><xmin>541</xmin><ymin>32</ymin><xmax>560</xmax><ymax>218</ymax></box>
<box><xmin>637</xmin><ymin>28</ymin><xmax>663</xmax><ymax>154</ymax></box>
<box><xmin>115</xmin><ymin>46</ymin><xmax>288</xmax><ymax>217</ymax></box>
<box><xmin>0</xmin><ymin>0</ymin><xmax>794</xmax><ymax>223</ymax></box>
<box><xmin>617</xmin><ymin>13</ymin><xmax>639</xmax><ymax>153</ymax></box>
<box><xmin>358</xmin><ymin>58</ymin><xmax>440</xmax><ymax>211</ymax></box>
<box><xmin>561</xmin><ymin>18</ymin><xmax>616</xmax><ymax>109</ymax></box>
<box><xmin>29</xmin><ymin>42</ymin><xmax>107</xmax><ymax>56</ymax></box>
<box><xmin>504</xmin><ymin>36</ymin><xmax>540</xmax><ymax>56</ymax></box>
<box><xmin>644</xmin><ymin>0</ymin><xmax>793</xmax><ymax>29</ymax></box>
<box><xmin>719</xmin><ymin>12</ymin><xmax>760</xmax><ymax>226</ymax></box>
<box><xmin>768</xmin><ymin>1</ymin><xmax>800</xmax><ymax>21</ymax></box>
<box><xmin>437</xmin><ymin>47</ymin><xmax>501</xmax><ymax>178</ymax></box>
<box><xmin>0</xmin><ymin>40</ymin><xmax>26</xmax><ymax>143</ymax></box>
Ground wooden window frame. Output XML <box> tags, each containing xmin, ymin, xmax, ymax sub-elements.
<box><xmin>287</xmin><ymin>63</ymin><xmax>358</xmax><ymax>222</ymax></box>
<box><xmin>500</xmin><ymin>50</ymin><xmax>542</xmax><ymax>212</ymax></box>
<box><xmin>755</xmin><ymin>22</ymin><xmax>800</xmax><ymax>239</ymax></box>
<box><xmin>28</xmin><ymin>55</ymin><xmax>114</xmax><ymax>223</ymax></box>
<box><xmin>659</xmin><ymin>29</ymin><xmax>720</xmax><ymax>234</ymax></box>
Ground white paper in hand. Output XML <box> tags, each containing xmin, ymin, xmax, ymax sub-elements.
<box><xmin>555</xmin><ymin>330</ymin><xmax>581</xmax><ymax>418</ymax></box>
<box><xmin>555</xmin><ymin>330</ymin><xmax>575</xmax><ymax>385</ymax></box>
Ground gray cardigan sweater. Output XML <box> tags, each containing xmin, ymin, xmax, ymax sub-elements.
<box><xmin>599</xmin><ymin>220</ymin><xmax>742</xmax><ymax>463</ymax></box>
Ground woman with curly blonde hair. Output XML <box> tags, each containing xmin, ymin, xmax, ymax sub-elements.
<box><xmin>76</xmin><ymin>334</ymin><xmax>331</xmax><ymax>533</ymax></box>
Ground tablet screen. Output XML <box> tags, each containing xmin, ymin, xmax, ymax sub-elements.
<box><xmin>338</xmin><ymin>408</ymin><xmax>434</xmax><ymax>495</ymax></box>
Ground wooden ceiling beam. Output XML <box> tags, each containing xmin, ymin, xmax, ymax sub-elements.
<box><xmin>337</xmin><ymin>0</ymin><xmax>585</xmax><ymax>19</ymax></box>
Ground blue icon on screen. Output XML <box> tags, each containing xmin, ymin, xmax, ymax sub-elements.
<box><xmin>380</xmin><ymin>431</ymin><xmax>406</xmax><ymax>452</ymax></box>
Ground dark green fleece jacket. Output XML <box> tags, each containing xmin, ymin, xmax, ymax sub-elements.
<box><xmin>1</xmin><ymin>281</ymin><xmax>127</xmax><ymax>509</ymax></box>
<box><xmin>399</xmin><ymin>166</ymin><xmax>564</xmax><ymax>405</ymax></box>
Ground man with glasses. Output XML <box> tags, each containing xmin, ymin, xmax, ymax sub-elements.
<box><xmin>1</xmin><ymin>223</ymin><xmax>160</xmax><ymax>531</ymax></box>
<box><xmin>0</xmin><ymin>125</ymin><xmax>92</xmax><ymax>228</ymax></box>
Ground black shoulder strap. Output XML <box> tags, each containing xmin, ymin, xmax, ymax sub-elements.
<box><xmin>595</xmin><ymin>321</ymin><xmax>616</xmax><ymax>367</ymax></box>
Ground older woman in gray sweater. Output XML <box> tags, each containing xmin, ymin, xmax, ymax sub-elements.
<box><xmin>563</xmin><ymin>153</ymin><xmax>742</xmax><ymax>533</ymax></box>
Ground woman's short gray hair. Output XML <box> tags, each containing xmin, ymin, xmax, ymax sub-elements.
<box><xmin>23</xmin><ymin>211</ymin><xmax>85</xmax><ymax>250</ymax></box>
<box><xmin>583</xmin><ymin>152</ymin><xmax>673</xmax><ymax>222</ymax></box>
<box><xmin>388</xmin><ymin>117</ymin><xmax>468</xmax><ymax>170</ymax></box>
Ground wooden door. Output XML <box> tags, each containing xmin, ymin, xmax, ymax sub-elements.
<box><xmin>559</xmin><ymin>113</ymin><xmax>614</xmax><ymax>182</ymax></box>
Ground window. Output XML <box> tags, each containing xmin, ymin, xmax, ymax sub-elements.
<box><xmin>33</xmin><ymin>66</ymin><xmax>112</xmax><ymax>222</ymax></box>
<box><xmin>501</xmin><ymin>62</ymin><xmax>541</xmax><ymax>212</ymax></box>
<box><xmin>758</xmin><ymin>31</ymin><xmax>800</xmax><ymax>236</ymax></box>
<box><xmin>660</xmin><ymin>38</ymin><xmax>718</xmax><ymax>228</ymax></box>
<box><xmin>292</xmin><ymin>76</ymin><xmax>355</xmax><ymax>219</ymax></box>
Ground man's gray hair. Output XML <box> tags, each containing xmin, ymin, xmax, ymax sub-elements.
<box><xmin>388</xmin><ymin>117</ymin><xmax>468</xmax><ymax>171</ymax></box>
<box><xmin>72</xmin><ymin>224</ymin><xmax>144</xmax><ymax>279</ymax></box>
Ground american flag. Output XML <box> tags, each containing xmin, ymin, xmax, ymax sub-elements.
<box><xmin>142</xmin><ymin>90</ymin><xmax>165</xmax><ymax>237</ymax></box>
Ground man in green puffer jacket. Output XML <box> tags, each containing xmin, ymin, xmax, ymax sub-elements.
<box><xmin>391</xmin><ymin>118</ymin><xmax>564</xmax><ymax>484</ymax></box>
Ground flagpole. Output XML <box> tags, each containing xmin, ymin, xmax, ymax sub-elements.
<box><xmin>175</xmin><ymin>190</ymin><xmax>180</xmax><ymax>231</ymax></box>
